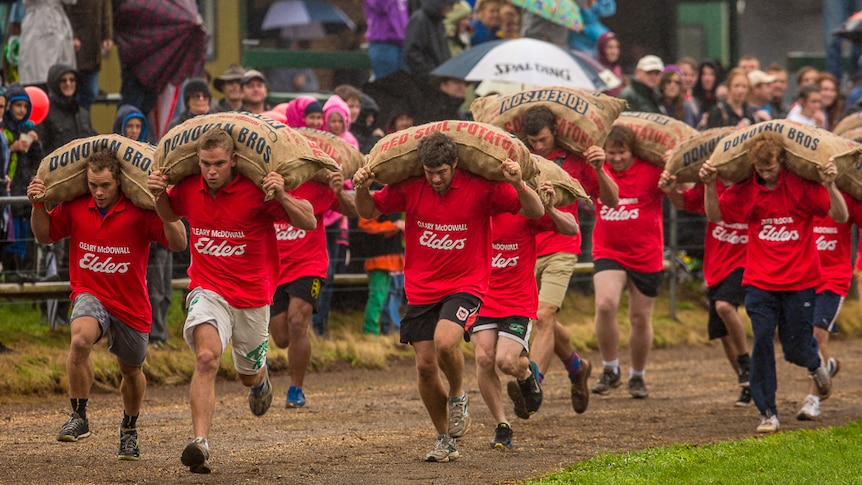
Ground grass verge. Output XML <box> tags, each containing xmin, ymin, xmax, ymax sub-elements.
<box><xmin>527</xmin><ymin>419</ymin><xmax>862</xmax><ymax>485</ymax></box>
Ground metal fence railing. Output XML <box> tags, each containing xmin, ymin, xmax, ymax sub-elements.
<box><xmin>1</xmin><ymin>196</ymin><xmax>691</xmax><ymax>319</ymax></box>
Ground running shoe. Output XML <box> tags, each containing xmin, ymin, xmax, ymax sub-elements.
<box><xmin>756</xmin><ymin>413</ymin><xmax>779</xmax><ymax>433</ymax></box>
<box><xmin>425</xmin><ymin>433</ymin><xmax>459</xmax><ymax>462</ymax></box>
<box><xmin>570</xmin><ymin>358</ymin><xmax>591</xmax><ymax>413</ymax></box>
<box><xmin>489</xmin><ymin>423</ymin><xmax>513</xmax><ymax>449</ymax></box>
<box><xmin>735</xmin><ymin>387</ymin><xmax>752</xmax><ymax>407</ymax></box>
<box><xmin>809</xmin><ymin>363</ymin><xmax>831</xmax><ymax>400</ymax></box>
<box><xmin>248</xmin><ymin>369</ymin><xmax>273</xmax><ymax>416</ymax></box>
<box><xmin>181</xmin><ymin>437</ymin><xmax>211</xmax><ymax>474</ymax></box>
<box><xmin>828</xmin><ymin>357</ymin><xmax>840</xmax><ymax>378</ymax></box>
<box><xmin>117</xmin><ymin>429</ymin><xmax>140</xmax><ymax>461</ymax></box>
<box><xmin>627</xmin><ymin>376</ymin><xmax>649</xmax><ymax>399</ymax></box>
<box><xmin>57</xmin><ymin>412</ymin><xmax>91</xmax><ymax>442</ymax></box>
<box><xmin>447</xmin><ymin>393</ymin><xmax>470</xmax><ymax>438</ymax></box>
<box><xmin>738</xmin><ymin>360</ymin><xmax>750</xmax><ymax>388</ymax></box>
<box><xmin>518</xmin><ymin>361</ymin><xmax>543</xmax><ymax>416</ymax></box>
<box><xmin>591</xmin><ymin>366</ymin><xmax>621</xmax><ymax>395</ymax></box>
<box><xmin>286</xmin><ymin>385</ymin><xmax>306</xmax><ymax>408</ymax></box>
<box><xmin>796</xmin><ymin>396</ymin><xmax>821</xmax><ymax>421</ymax></box>
<box><xmin>506</xmin><ymin>380</ymin><xmax>530</xmax><ymax>420</ymax></box>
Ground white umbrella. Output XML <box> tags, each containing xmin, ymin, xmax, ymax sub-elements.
<box><xmin>431</xmin><ymin>37</ymin><xmax>621</xmax><ymax>92</ymax></box>
<box><xmin>262</xmin><ymin>0</ymin><xmax>356</xmax><ymax>40</ymax></box>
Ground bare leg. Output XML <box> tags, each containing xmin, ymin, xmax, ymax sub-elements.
<box><xmin>413</xmin><ymin>340</ymin><xmax>448</xmax><ymax>434</ymax></box>
<box><xmin>531</xmin><ymin>302</ymin><xmax>558</xmax><ymax>376</ymax></box>
<box><xmin>626</xmin><ymin>280</ymin><xmax>655</xmax><ymax>373</ymax></box>
<box><xmin>286</xmin><ymin>298</ymin><xmax>313</xmax><ymax>388</ymax></box>
<box><xmin>118</xmin><ymin>360</ymin><xmax>146</xmax><ymax>418</ymax></box>
<box><xmin>66</xmin><ymin>316</ymin><xmax>101</xmax><ymax>400</ymax></box>
<box><xmin>435</xmin><ymin>319</ymin><xmax>465</xmax><ymax>398</ymax></box>
<box><xmin>473</xmin><ymin>330</ymin><xmax>506</xmax><ymax>425</ymax></box>
<box><xmin>593</xmin><ymin>270</ymin><xmax>627</xmax><ymax>364</ymax></box>
<box><xmin>189</xmin><ymin>323</ymin><xmax>222</xmax><ymax>439</ymax></box>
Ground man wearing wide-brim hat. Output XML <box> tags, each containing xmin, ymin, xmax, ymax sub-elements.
<box><xmin>213</xmin><ymin>64</ymin><xmax>245</xmax><ymax>112</ymax></box>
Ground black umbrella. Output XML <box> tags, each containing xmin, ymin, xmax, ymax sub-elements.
<box><xmin>832</xmin><ymin>10</ymin><xmax>862</xmax><ymax>41</ymax></box>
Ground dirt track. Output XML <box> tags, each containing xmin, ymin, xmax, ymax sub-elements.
<box><xmin>1</xmin><ymin>341</ymin><xmax>860</xmax><ymax>485</ymax></box>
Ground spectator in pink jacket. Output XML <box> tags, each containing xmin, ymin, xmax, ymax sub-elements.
<box><xmin>323</xmin><ymin>95</ymin><xmax>360</xmax><ymax>149</ymax></box>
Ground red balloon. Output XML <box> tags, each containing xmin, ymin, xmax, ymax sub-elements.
<box><xmin>24</xmin><ymin>85</ymin><xmax>49</xmax><ymax>125</ymax></box>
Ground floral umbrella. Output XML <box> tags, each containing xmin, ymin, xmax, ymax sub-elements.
<box><xmin>509</xmin><ymin>0</ymin><xmax>583</xmax><ymax>32</ymax></box>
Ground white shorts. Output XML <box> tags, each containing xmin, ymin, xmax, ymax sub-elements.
<box><xmin>183</xmin><ymin>287</ymin><xmax>270</xmax><ymax>376</ymax></box>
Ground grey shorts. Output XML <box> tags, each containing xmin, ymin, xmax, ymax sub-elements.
<box><xmin>71</xmin><ymin>293</ymin><xmax>148</xmax><ymax>366</ymax></box>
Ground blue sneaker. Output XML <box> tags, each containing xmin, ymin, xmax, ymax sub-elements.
<box><xmin>286</xmin><ymin>385</ymin><xmax>306</xmax><ymax>408</ymax></box>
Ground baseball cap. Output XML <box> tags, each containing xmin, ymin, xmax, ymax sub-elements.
<box><xmin>636</xmin><ymin>55</ymin><xmax>664</xmax><ymax>73</ymax></box>
<box><xmin>747</xmin><ymin>70</ymin><xmax>776</xmax><ymax>87</ymax></box>
<box><xmin>241</xmin><ymin>69</ymin><xmax>267</xmax><ymax>85</ymax></box>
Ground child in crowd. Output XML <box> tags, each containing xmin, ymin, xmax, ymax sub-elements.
<box><xmin>112</xmin><ymin>104</ymin><xmax>149</xmax><ymax>142</ymax></box>
<box><xmin>284</xmin><ymin>96</ymin><xmax>324</xmax><ymax>129</ymax></box>
<box><xmin>2</xmin><ymin>83</ymin><xmax>41</xmax><ymax>283</ymax></box>
<box><xmin>323</xmin><ymin>95</ymin><xmax>359</xmax><ymax>149</ymax></box>
<box><xmin>470</xmin><ymin>0</ymin><xmax>500</xmax><ymax>45</ymax></box>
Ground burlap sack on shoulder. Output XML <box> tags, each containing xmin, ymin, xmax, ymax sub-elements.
<box><xmin>833</xmin><ymin>112</ymin><xmax>862</xmax><ymax>136</ymax></box>
<box><xmin>612</xmin><ymin>112</ymin><xmax>698</xmax><ymax>167</ymax></box>
<box><xmin>665</xmin><ymin>127</ymin><xmax>736</xmax><ymax>183</ymax></box>
<box><xmin>154</xmin><ymin>112</ymin><xmax>339</xmax><ymax>196</ymax></box>
<box><xmin>471</xmin><ymin>86</ymin><xmax>626</xmax><ymax>156</ymax></box>
<box><xmin>273</xmin><ymin>125</ymin><xmax>341</xmax><ymax>189</ymax></box>
<box><xmin>366</xmin><ymin>120</ymin><xmax>536</xmax><ymax>184</ymax></box>
<box><xmin>840</xmin><ymin>127</ymin><xmax>862</xmax><ymax>143</ymax></box>
<box><xmin>710</xmin><ymin>120</ymin><xmax>862</xmax><ymax>185</ymax></box>
<box><xmin>34</xmin><ymin>134</ymin><xmax>156</xmax><ymax>210</ymax></box>
<box><xmin>295</xmin><ymin>127</ymin><xmax>364</xmax><ymax>180</ymax></box>
<box><xmin>526</xmin><ymin>154</ymin><xmax>590</xmax><ymax>207</ymax></box>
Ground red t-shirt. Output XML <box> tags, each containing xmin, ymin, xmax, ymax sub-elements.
<box><xmin>535</xmin><ymin>147</ymin><xmax>599</xmax><ymax>257</ymax></box>
<box><xmin>536</xmin><ymin>203</ymin><xmax>579</xmax><ymax>257</ymax></box>
<box><xmin>169</xmin><ymin>174</ymin><xmax>289</xmax><ymax>308</ymax></box>
<box><xmin>373</xmin><ymin>170</ymin><xmax>522</xmax><ymax>305</ymax></box>
<box><xmin>719</xmin><ymin>170</ymin><xmax>830</xmax><ymax>291</ymax></box>
<box><xmin>275</xmin><ymin>181</ymin><xmax>337</xmax><ymax>283</ymax></box>
<box><xmin>681</xmin><ymin>182</ymin><xmax>748</xmax><ymax>287</ymax></box>
<box><xmin>816</xmin><ymin>192</ymin><xmax>862</xmax><ymax>296</ymax></box>
<box><xmin>592</xmin><ymin>158</ymin><xmax>665</xmax><ymax>272</ymax></box>
<box><xmin>481</xmin><ymin>212</ymin><xmax>557</xmax><ymax>319</ymax></box>
<box><xmin>49</xmin><ymin>194</ymin><xmax>169</xmax><ymax>332</ymax></box>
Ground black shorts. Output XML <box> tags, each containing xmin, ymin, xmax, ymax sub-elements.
<box><xmin>469</xmin><ymin>315</ymin><xmax>531</xmax><ymax>350</ymax></box>
<box><xmin>400</xmin><ymin>292</ymin><xmax>481</xmax><ymax>345</ymax></box>
<box><xmin>706</xmin><ymin>267</ymin><xmax>745</xmax><ymax>340</ymax></box>
<box><xmin>270</xmin><ymin>276</ymin><xmax>323</xmax><ymax>317</ymax></box>
<box><xmin>812</xmin><ymin>289</ymin><xmax>842</xmax><ymax>333</ymax></box>
<box><xmin>593</xmin><ymin>258</ymin><xmax>663</xmax><ymax>298</ymax></box>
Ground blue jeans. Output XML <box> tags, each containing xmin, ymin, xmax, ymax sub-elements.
<box><xmin>5</xmin><ymin>216</ymin><xmax>29</xmax><ymax>258</ymax></box>
<box><xmin>368</xmin><ymin>41</ymin><xmax>404</xmax><ymax>80</ymax></box>
<box><xmin>76</xmin><ymin>69</ymin><xmax>100</xmax><ymax>111</ymax></box>
<box><xmin>824</xmin><ymin>0</ymin><xmax>862</xmax><ymax>80</ymax></box>
<box><xmin>745</xmin><ymin>286</ymin><xmax>821</xmax><ymax>418</ymax></box>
